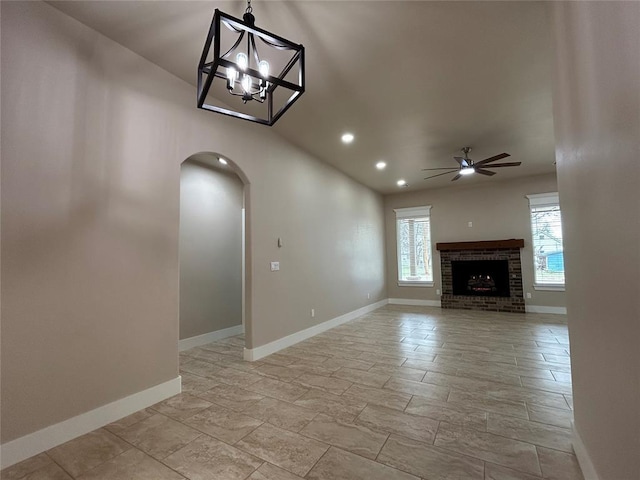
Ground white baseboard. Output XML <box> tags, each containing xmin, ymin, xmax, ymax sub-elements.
<box><xmin>525</xmin><ymin>305</ymin><xmax>567</xmax><ymax>314</ymax></box>
<box><xmin>572</xmin><ymin>422</ymin><xmax>600</xmax><ymax>480</ymax></box>
<box><xmin>0</xmin><ymin>376</ymin><xmax>181</xmax><ymax>469</ymax></box>
<box><xmin>179</xmin><ymin>324</ymin><xmax>244</xmax><ymax>352</ymax></box>
<box><xmin>244</xmin><ymin>300</ymin><xmax>388</xmax><ymax>361</ymax></box>
<box><xmin>388</xmin><ymin>298</ymin><xmax>442</xmax><ymax>307</ymax></box>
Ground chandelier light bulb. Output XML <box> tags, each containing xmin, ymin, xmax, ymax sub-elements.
<box><xmin>259</xmin><ymin>60</ymin><xmax>270</xmax><ymax>78</ymax></box>
<box><xmin>241</xmin><ymin>74</ymin><xmax>252</xmax><ymax>93</ymax></box>
<box><xmin>460</xmin><ymin>167</ymin><xmax>475</xmax><ymax>175</ymax></box>
<box><xmin>236</xmin><ymin>52</ymin><xmax>248</xmax><ymax>71</ymax></box>
<box><xmin>226</xmin><ymin>67</ymin><xmax>237</xmax><ymax>90</ymax></box>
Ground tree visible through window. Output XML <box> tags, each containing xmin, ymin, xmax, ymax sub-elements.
<box><xmin>527</xmin><ymin>193</ymin><xmax>565</xmax><ymax>286</ymax></box>
<box><xmin>395</xmin><ymin>206</ymin><xmax>433</xmax><ymax>284</ymax></box>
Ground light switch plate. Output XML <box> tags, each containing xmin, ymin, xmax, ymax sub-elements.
<box><xmin>270</xmin><ymin>262</ymin><xmax>280</xmax><ymax>271</ymax></box>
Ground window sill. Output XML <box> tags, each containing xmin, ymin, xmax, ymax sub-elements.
<box><xmin>398</xmin><ymin>281</ymin><xmax>434</xmax><ymax>288</ymax></box>
<box><xmin>533</xmin><ymin>284</ymin><xmax>565</xmax><ymax>292</ymax></box>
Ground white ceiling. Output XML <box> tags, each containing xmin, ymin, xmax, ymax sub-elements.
<box><xmin>48</xmin><ymin>1</ymin><xmax>557</xmax><ymax>194</ymax></box>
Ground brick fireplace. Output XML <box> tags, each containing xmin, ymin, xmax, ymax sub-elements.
<box><xmin>437</xmin><ymin>239</ymin><xmax>525</xmax><ymax>313</ymax></box>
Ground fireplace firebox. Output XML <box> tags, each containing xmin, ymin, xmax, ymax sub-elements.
<box><xmin>452</xmin><ymin>260</ymin><xmax>510</xmax><ymax>297</ymax></box>
<box><xmin>437</xmin><ymin>239</ymin><xmax>525</xmax><ymax>313</ymax></box>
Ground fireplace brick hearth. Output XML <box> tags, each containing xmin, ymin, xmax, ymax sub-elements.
<box><xmin>437</xmin><ymin>239</ymin><xmax>525</xmax><ymax>313</ymax></box>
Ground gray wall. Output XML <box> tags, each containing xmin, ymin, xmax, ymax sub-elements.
<box><xmin>179</xmin><ymin>160</ymin><xmax>243</xmax><ymax>340</ymax></box>
<box><xmin>552</xmin><ymin>2</ymin><xmax>640</xmax><ymax>479</ymax></box>
<box><xmin>384</xmin><ymin>173</ymin><xmax>566</xmax><ymax>308</ymax></box>
<box><xmin>1</xmin><ymin>1</ymin><xmax>386</xmax><ymax>444</ymax></box>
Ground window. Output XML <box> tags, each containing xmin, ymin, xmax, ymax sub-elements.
<box><xmin>526</xmin><ymin>193</ymin><xmax>565</xmax><ymax>289</ymax></box>
<box><xmin>394</xmin><ymin>206</ymin><xmax>433</xmax><ymax>286</ymax></box>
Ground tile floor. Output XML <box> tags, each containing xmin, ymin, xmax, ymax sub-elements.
<box><xmin>2</xmin><ymin>305</ymin><xmax>584</xmax><ymax>480</ymax></box>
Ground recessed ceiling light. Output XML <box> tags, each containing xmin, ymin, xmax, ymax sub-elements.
<box><xmin>218</xmin><ymin>157</ymin><xmax>228</xmax><ymax>165</ymax></box>
<box><xmin>376</xmin><ymin>161</ymin><xmax>387</xmax><ymax>170</ymax></box>
<box><xmin>397</xmin><ymin>179</ymin><xmax>408</xmax><ymax>187</ymax></box>
<box><xmin>341</xmin><ymin>132</ymin><xmax>354</xmax><ymax>144</ymax></box>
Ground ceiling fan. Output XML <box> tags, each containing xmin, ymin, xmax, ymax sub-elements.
<box><xmin>423</xmin><ymin>147</ymin><xmax>521</xmax><ymax>181</ymax></box>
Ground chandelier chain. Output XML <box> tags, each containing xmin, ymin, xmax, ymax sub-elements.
<box><xmin>245</xmin><ymin>0</ymin><xmax>252</xmax><ymax>14</ymax></box>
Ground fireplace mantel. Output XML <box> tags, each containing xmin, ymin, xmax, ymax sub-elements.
<box><xmin>436</xmin><ymin>239</ymin><xmax>524</xmax><ymax>251</ymax></box>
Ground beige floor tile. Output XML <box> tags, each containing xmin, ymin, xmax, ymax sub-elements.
<box><xmin>299</xmin><ymin>414</ymin><xmax>388</xmax><ymax>459</ymax></box>
<box><xmin>368</xmin><ymin>364</ymin><xmax>427</xmax><ymax>382</ymax></box>
<box><xmin>526</xmin><ymin>403</ymin><xmax>573</xmax><ymax>429</ymax></box>
<box><xmin>306</xmin><ymin>446</ymin><xmax>419</xmax><ymax>480</ymax></box>
<box><xmin>343</xmin><ymin>383</ymin><xmax>411</xmax><ymax>411</ymax></box>
<box><xmin>434</xmin><ymin>422</ymin><xmax>541</xmax><ymax>476</ymax></box>
<box><xmin>105</xmin><ymin>409</ymin><xmax>156</xmax><ymax>435</ymax></box>
<box><xmin>260</xmin><ymin>353</ymin><xmax>299</xmax><ymax>366</ymax></box>
<box><xmin>253</xmin><ymin>363</ymin><xmax>304</xmax><ymax>382</ymax></box>
<box><xmin>293</xmin><ymin>373</ymin><xmax>352</xmax><ymax>395</ymax></box>
<box><xmin>487</xmin><ymin>413</ymin><xmax>573</xmax><ymax>452</ymax></box>
<box><xmin>164</xmin><ymin>434</ymin><xmax>262</xmax><ymax>480</ymax></box>
<box><xmin>485</xmin><ymin>462</ymin><xmax>545</xmax><ymax>480</ymax></box>
<box><xmin>332</xmin><ymin>367</ymin><xmax>392</xmax><ymax>388</ymax></box>
<box><xmin>117</xmin><ymin>414</ymin><xmax>201</xmax><ymax>460</ymax></box>
<box><xmin>184</xmin><ymin>403</ymin><xmax>263</xmax><ymax>444</ymax></box>
<box><xmin>321</xmin><ymin>357</ymin><xmax>375</xmax><ymax>371</ymax></box>
<box><xmin>47</xmin><ymin>429</ymin><xmax>131</xmax><ymax>477</ymax></box>
<box><xmin>377</xmin><ymin>433</ymin><xmax>484</xmax><ymax>479</ymax></box>
<box><xmin>209</xmin><ymin>367</ymin><xmax>264</xmax><ymax>387</ymax></box>
<box><xmin>356</xmin><ymin>404</ymin><xmax>439</xmax><ymax>444</ymax></box>
<box><xmin>1</xmin><ymin>454</ymin><xmax>68</xmax><ymax>480</ymax></box>
<box><xmin>405</xmin><ymin>396</ymin><xmax>487</xmax><ymax>431</ymax></box>
<box><xmin>294</xmin><ymin>389</ymin><xmax>367</xmax><ymax>422</ymax></box>
<box><xmin>1</xmin><ymin>454</ymin><xmax>49</xmax><ymax>480</ymax></box>
<box><xmin>235</xmin><ymin>423</ymin><xmax>329</xmax><ymax>477</ymax></box>
<box><xmin>248</xmin><ymin>462</ymin><xmax>304</xmax><ymax>480</ymax></box>
<box><xmin>151</xmin><ymin>393</ymin><xmax>213</xmax><ymax>421</ymax></box>
<box><xmin>76</xmin><ymin>448</ymin><xmax>183</xmax><ymax>480</ymax></box>
<box><xmin>246</xmin><ymin>377</ymin><xmax>309</xmax><ymax>402</ymax></box>
<box><xmin>285</xmin><ymin>362</ymin><xmax>338</xmax><ymax>377</ymax></box>
<box><xmin>521</xmin><ymin>377</ymin><xmax>574</xmax><ymax>395</ymax></box>
<box><xmin>384</xmin><ymin>377</ymin><xmax>450</xmax><ymax>402</ymax></box>
<box><xmin>538</xmin><ymin>447</ymin><xmax>584</xmax><ymax>480</ymax></box>
<box><xmin>180</xmin><ymin>359</ymin><xmax>223</xmax><ymax>378</ymax></box>
<box><xmin>180</xmin><ymin>372</ymin><xmax>221</xmax><ymax>395</ymax></box>
<box><xmin>564</xmin><ymin>394</ymin><xmax>574</xmax><ymax>410</ymax></box>
<box><xmin>245</xmin><ymin>396</ymin><xmax>317</xmax><ymax>432</ymax></box>
<box><xmin>357</xmin><ymin>351</ymin><xmax>407</xmax><ymax>367</ymax></box>
<box><xmin>551</xmin><ymin>371</ymin><xmax>572</xmax><ymax>383</ymax></box>
<box><xmin>197</xmin><ymin>384</ymin><xmax>264</xmax><ymax>412</ymax></box>
<box><xmin>446</xmin><ymin>390</ymin><xmax>529</xmax><ymax>419</ymax></box>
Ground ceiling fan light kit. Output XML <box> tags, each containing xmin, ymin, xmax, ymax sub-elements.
<box><xmin>423</xmin><ymin>147</ymin><xmax>521</xmax><ymax>182</ymax></box>
<box><xmin>197</xmin><ymin>0</ymin><xmax>305</xmax><ymax>125</ymax></box>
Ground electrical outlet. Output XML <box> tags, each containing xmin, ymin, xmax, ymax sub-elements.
<box><xmin>311</xmin><ymin>308</ymin><xmax>315</xmax><ymax>318</ymax></box>
<box><xmin>270</xmin><ymin>262</ymin><xmax>280</xmax><ymax>271</ymax></box>
<box><xmin>468</xmin><ymin>221</ymin><xmax>473</xmax><ymax>228</ymax></box>
<box><xmin>367</xmin><ymin>293</ymin><xmax>371</xmax><ymax>300</ymax></box>
<box><xmin>526</xmin><ymin>292</ymin><xmax>532</xmax><ymax>299</ymax></box>
<box><xmin>436</xmin><ymin>289</ymin><xmax>441</xmax><ymax>295</ymax></box>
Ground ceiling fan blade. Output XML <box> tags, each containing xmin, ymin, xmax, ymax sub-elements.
<box><xmin>454</xmin><ymin>156</ymin><xmax>469</xmax><ymax>167</ymax></box>
<box><xmin>424</xmin><ymin>170</ymin><xmax>458</xmax><ymax>180</ymax></box>
<box><xmin>451</xmin><ymin>174</ymin><xmax>462</xmax><ymax>182</ymax></box>
<box><xmin>475</xmin><ymin>168</ymin><xmax>497</xmax><ymax>176</ymax></box>
<box><xmin>475</xmin><ymin>153</ymin><xmax>510</xmax><ymax>166</ymax></box>
<box><xmin>480</xmin><ymin>162</ymin><xmax>522</xmax><ymax>168</ymax></box>
<box><xmin>421</xmin><ymin>167</ymin><xmax>463</xmax><ymax>171</ymax></box>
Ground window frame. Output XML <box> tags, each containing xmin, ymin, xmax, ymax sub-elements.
<box><xmin>526</xmin><ymin>192</ymin><xmax>565</xmax><ymax>291</ymax></box>
<box><xmin>394</xmin><ymin>205</ymin><xmax>434</xmax><ymax>287</ymax></box>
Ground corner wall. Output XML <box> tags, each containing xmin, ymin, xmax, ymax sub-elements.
<box><xmin>0</xmin><ymin>1</ymin><xmax>386</xmax><ymax>448</ymax></box>
<box><xmin>384</xmin><ymin>173</ymin><xmax>565</xmax><ymax>310</ymax></box>
<box><xmin>551</xmin><ymin>2</ymin><xmax>640</xmax><ymax>479</ymax></box>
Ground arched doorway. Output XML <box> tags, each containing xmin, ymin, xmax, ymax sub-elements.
<box><xmin>178</xmin><ymin>152</ymin><xmax>252</xmax><ymax>354</ymax></box>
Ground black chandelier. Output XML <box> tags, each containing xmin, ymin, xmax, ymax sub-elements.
<box><xmin>197</xmin><ymin>0</ymin><xmax>305</xmax><ymax>126</ymax></box>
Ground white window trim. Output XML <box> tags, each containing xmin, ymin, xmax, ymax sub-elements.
<box><xmin>533</xmin><ymin>284</ymin><xmax>566</xmax><ymax>292</ymax></box>
<box><xmin>394</xmin><ymin>205</ymin><xmax>433</xmax><ymax>286</ymax></box>
<box><xmin>526</xmin><ymin>192</ymin><xmax>565</xmax><ymax>288</ymax></box>
<box><xmin>526</xmin><ymin>192</ymin><xmax>560</xmax><ymax>207</ymax></box>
